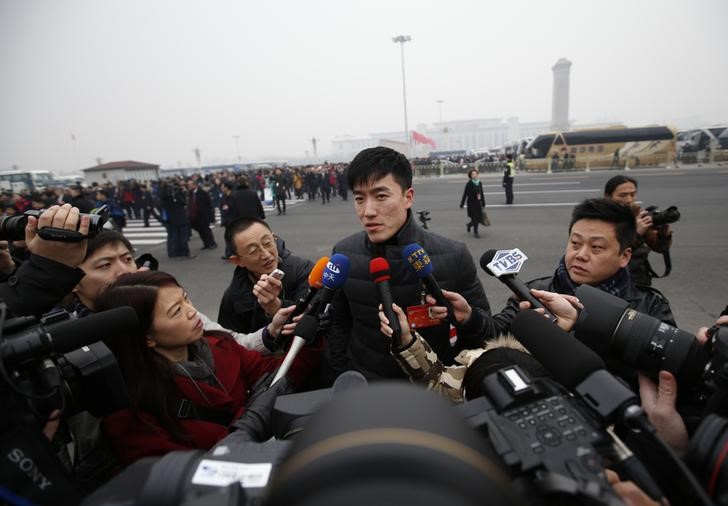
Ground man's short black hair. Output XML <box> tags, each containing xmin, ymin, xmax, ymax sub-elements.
<box><xmin>569</xmin><ymin>198</ymin><xmax>636</xmax><ymax>251</ymax></box>
<box><xmin>224</xmin><ymin>216</ymin><xmax>271</xmax><ymax>248</ymax></box>
<box><xmin>85</xmin><ymin>230</ymin><xmax>134</xmax><ymax>261</ymax></box>
<box><xmin>604</xmin><ymin>175</ymin><xmax>638</xmax><ymax>196</ymax></box>
<box><xmin>346</xmin><ymin>146</ymin><xmax>412</xmax><ymax>192</ymax></box>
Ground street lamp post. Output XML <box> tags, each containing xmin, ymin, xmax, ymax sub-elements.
<box><xmin>233</xmin><ymin>135</ymin><xmax>241</xmax><ymax>163</ymax></box>
<box><xmin>436</xmin><ymin>99</ymin><xmax>444</xmax><ymax>123</ymax></box>
<box><xmin>392</xmin><ymin>35</ymin><xmax>411</xmax><ymax>147</ymax></box>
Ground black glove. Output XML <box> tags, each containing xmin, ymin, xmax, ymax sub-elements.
<box><xmin>230</xmin><ymin>376</ymin><xmax>290</xmax><ymax>442</ymax></box>
<box><xmin>262</xmin><ymin>325</ymin><xmax>287</xmax><ymax>353</ymax></box>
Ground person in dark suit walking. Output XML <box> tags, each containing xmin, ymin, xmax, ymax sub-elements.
<box><xmin>459</xmin><ymin>168</ymin><xmax>485</xmax><ymax>238</ymax></box>
<box><xmin>187</xmin><ymin>179</ymin><xmax>217</xmax><ymax>250</ymax></box>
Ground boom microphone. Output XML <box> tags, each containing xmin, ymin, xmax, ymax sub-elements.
<box><xmin>271</xmin><ymin>315</ymin><xmax>319</xmax><ymax>385</ymax></box>
<box><xmin>479</xmin><ymin>249</ymin><xmax>556</xmax><ymax>323</ymax></box>
<box><xmin>370</xmin><ymin>257</ymin><xmax>401</xmax><ymax>347</ymax></box>
<box><xmin>2</xmin><ymin>306</ymin><xmax>139</xmax><ymax>365</ymax></box>
<box><xmin>401</xmin><ymin>243</ymin><xmax>457</xmax><ymax>326</ymax></box>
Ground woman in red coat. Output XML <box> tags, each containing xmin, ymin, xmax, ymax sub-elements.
<box><xmin>96</xmin><ymin>270</ymin><xmax>320</xmax><ymax>466</ymax></box>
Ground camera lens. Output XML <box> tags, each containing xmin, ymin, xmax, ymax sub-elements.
<box><xmin>574</xmin><ymin>285</ymin><xmax>710</xmax><ymax>385</ymax></box>
<box><xmin>0</xmin><ymin>214</ymin><xmax>29</xmax><ymax>241</ymax></box>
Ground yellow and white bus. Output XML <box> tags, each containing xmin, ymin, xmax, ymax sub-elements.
<box><xmin>523</xmin><ymin>126</ymin><xmax>676</xmax><ymax>171</ymax></box>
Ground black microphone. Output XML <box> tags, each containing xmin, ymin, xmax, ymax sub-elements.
<box><xmin>285</xmin><ymin>256</ymin><xmax>329</xmax><ymax>325</ymax></box>
<box><xmin>271</xmin><ymin>315</ymin><xmax>319</xmax><ymax>385</ymax></box>
<box><xmin>401</xmin><ymin>243</ymin><xmax>457</xmax><ymax>326</ymax></box>
<box><xmin>511</xmin><ymin>310</ymin><xmax>640</xmax><ymax>427</ymax></box>
<box><xmin>479</xmin><ymin>249</ymin><xmax>557</xmax><ymax>323</ymax></box>
<box><xmin>370</xmin><ymin>257</ymin><xmax>401</xmax><ymax>347</ymax></box>
<box><xmin>2</xmin><ymin>307</ymin><xmax>139</xmax><ymax>365</ymax></box>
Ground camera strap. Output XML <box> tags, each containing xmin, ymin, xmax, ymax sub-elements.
<box><xmin>174</xmin><ymin>398</ymin><xmax>235</xmax><ymax>427</ymax></box>
<box><xmin>647</xmin><ymin>227</ymin><xmax>673</xmax><ymax>278</ymax></box>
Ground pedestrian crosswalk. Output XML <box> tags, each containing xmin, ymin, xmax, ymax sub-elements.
<box><xmin>123</xmin><ymin>199</ymin><xmax>306</xmax><ymax>249</ymax></box>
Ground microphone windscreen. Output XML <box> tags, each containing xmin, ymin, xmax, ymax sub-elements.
<box><xmin>402</xmin><ymin>243</ymin><xmax>433</xmax><ymax>278</ymax></box>
<box><xmin>479</xmin><ymin>250</ymin><xmax>498</xmax><ymax>276</ymax></box>
<box><xmin>369</xmin><ymin>257</ymin><xmax>391</xmax><ymax>282</ymax></box>
<box><xmin>322</xmin><ymin>254</ymin><xmax>350</xmax><ymax>290</ymax></box>
<box><xmin>332</xmin><ymin>370</ymin><xmax>369</xmax><ymax>395</ymax></box>
<box><xmin>308</xmin><ymin>256</ymin><xmax>330</xmax><ymax>289</ymax></box>
<box><xmin>46</xmin><ymin>306</ymin><xmax>140</xmax><ymax>355</ymax></box>
<box><xmin>512</xmin><ymin>310</ymin><xmax>606</xmax><ymax>389</ymax></box>
<box><xmin>294</xmin><ymin>315</ymin><xmax>319</xmax><ymax>342</ymax></box>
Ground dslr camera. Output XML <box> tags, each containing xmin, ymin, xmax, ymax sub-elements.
<box><xmin>644</xmin><ymin>205</ymin><xmax>680</xmax><ymax>227</ymax></box>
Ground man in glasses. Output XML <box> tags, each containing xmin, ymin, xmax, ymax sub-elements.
<box><xmin>217</xmin><ymin>216</ymin><xmax>314</xmax><ymax>333</ymax></box>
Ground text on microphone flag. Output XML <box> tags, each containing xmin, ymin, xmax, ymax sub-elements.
<box><xmin>486</xmin><ymin>248</ymin><xmax>528</xmax><ymax>277</ymax></box>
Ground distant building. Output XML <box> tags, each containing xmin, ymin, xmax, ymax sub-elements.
<box><xmin>331</xmin><ymin>118</ymin><xmax>550</xmax><ymax>161</ymax></box>
<box><xmin>551</xmin><ymin>58</ymin><xmax>572</xmax><ymax>131</ymax></box>
<box><xmin>83</xmin><ymin>160</ymin><xmax>159</xmax><ymax>184</ymax></box>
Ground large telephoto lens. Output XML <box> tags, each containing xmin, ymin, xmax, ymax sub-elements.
<box><xmin>574</xmin><ymin>285</ymin><xmax>709</xmax><ymax>384</ymax></box>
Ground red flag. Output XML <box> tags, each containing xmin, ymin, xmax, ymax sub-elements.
<box><xmin>411</xmin><ymin>131</ymin><xmax>436</xmax><ymax>148</ymax></box>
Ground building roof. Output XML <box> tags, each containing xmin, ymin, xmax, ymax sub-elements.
<box><xmin>83</xmin><ymin>160</ymin><xmax>159</xmax><ymax>172</ymax></box>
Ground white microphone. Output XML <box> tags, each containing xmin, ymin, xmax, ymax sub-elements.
<box><xmin>271</xmin><ymin>315</ymin><xmax>318</xmax><ymax>385</ymax></box>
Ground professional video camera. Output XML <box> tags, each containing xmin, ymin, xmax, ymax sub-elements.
<box><xmin>644</xmin><ymin>205</ymin><xmax>680</xmax><ymax>227</ymax></box>
<box><xmin>416</xmin><ymin>209</ymin><xmax>431</xmax><ymax>230</ymax></box>
<box><xmin>0</xmin><ymin>304</ymin><xmax>137</xmax><ymax>505</ymax></box>
<box><xmin>0</xmin><ymin>205</ymin><xmax>110</xmax><ymax>242</ymax></box>
<box><xmin>574</xmin><ymin>285</ymin><xmax>728</xmax><ymax>414</ymax></box>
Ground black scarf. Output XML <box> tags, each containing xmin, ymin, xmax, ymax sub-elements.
<box><xmin>553</xmin><ymin>255</ymin><xmax>631</xmax><ymax>299</ymax></box>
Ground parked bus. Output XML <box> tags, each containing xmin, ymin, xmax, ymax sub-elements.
<box><xmin>523</xmin><ymin>126</ymin><xmax>676</xmax><ymax>171</ymax></box>
<box><xmin>0</xmin><ymin>170</ymin><xmax>55</xmax><ymax>193</ymax></box>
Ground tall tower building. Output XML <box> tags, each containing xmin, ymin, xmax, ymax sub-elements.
<box><xmin>551</xmin><ymin>58</ymin><xmax>572</xmax><ymax>131</ymax></box>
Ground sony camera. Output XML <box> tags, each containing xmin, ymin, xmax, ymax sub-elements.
<box><xmin>0</xmin><ymin>204</ymin><xmax>110</xmax><ymax>242</ymax></box>
<box><xmin>644</xmin><ymin>205</ymin><xmax>680</xmax><ymax>227</ymax></box>
<box><xmin>0</xmin><ymin>305</ymin><xmax>136</xmax><ymax>505</ymax></box>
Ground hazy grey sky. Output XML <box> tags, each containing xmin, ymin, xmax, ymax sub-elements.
<box><xmin>2</xmin><ymin>0</ymin><xmax>726</xmax><ymax>173</ymax></box>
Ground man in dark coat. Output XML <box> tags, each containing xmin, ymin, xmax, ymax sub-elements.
<box><xmin>187</xmin><ymin>178</ymin><xmax>217</xmax><ymax>250</ymax></box>
<box><xmin>327</xmin><ymin>147</ymin><xmax>493</xmax><ymax>382</ymax></box>
<box><xmin>222</xmin><ymin>177</ymin><xmax>265</xmax><ymax>260</ymax></box>
<box><xmin>67</xmin><ymin>185</ymin><xmax>95</xmax><ymax>214</ymax></box>
<box><xmin>450</xmin><ymin>198</ymin><xmax>676</xmax><ymax>344</ymax></box>
<box><xmin>218</xmin><ymin>217</ymin><xmax>313</xmax><ymax>334</ymax></box>
<box><xmin>459</xmin><ymin>168</ymin><xmax>485</xmax><ymax>238</ymax></box>
<box><xmin>160</xmin><ymin>180</ymin><xmax>193</xmax><ymax>259</ymax></box>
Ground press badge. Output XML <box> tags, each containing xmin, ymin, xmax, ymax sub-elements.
<box><xmin>406</xmin><ymin>303</ymin><xmax>442</xmax><ymax>329</ymax></box>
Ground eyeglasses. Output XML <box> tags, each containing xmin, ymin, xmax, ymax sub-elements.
<box><xmin>239</xmin><ymin>235</ymin><xmax>276</xmax><ymax>258</ymax></box>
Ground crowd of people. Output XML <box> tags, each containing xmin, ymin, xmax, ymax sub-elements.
<box><xmin>1</xmin><ymin>146</ymin><xmax>722</xmax><ymax>506</ymax></box>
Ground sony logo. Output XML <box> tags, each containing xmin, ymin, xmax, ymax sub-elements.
<box><xmin>6</xmin><ymin>448</ymin><xmax>53</xmax><ymax>490</ymax></box>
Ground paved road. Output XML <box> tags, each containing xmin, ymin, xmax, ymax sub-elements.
<box><xmin>140</xmin><ymin>165</ymin><xmax>728</xmax><ymax>335</ymax></box>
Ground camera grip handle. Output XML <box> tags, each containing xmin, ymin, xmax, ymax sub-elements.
<box><xmin>36</xmin><ymin>227</ymin><xmax>88</xmax><ymax>242</ymax></box>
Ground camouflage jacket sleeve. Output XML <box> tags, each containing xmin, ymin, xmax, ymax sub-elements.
<box><xmin>391</xmin><ymin>332</ymin><xmax>467</xmax><ymax>404</ymax></box>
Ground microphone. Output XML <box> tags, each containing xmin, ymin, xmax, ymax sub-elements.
<box><xmin>2</xmin><ymin>307</ymin><xmax>139</xmax><ymax>365</ymax></box>
<box><xmin>271</xmin><ymin>315</ymin><xmax>318</xmax><ymax>385</ymax></box>
<box><xmin>370</xmin><ymin>257</ymin><xmax>401</xmax><ymax>347</ymax></box>
<box><xmin>511</xmin><ymin>310</ymin><xmax>640</xmax><ymax>427</ymax></box>
<box><xmin>479</xmin><ymin>249</ymin><xmax>556</xmax><ymax>323</ymax></box>
<box><xmin>401</xmin><ymin>243</ymin><xmax>457</xmax><ymax>326</ymax></box>
<box><xmin>286</xmin><ymin>256</ymin><xmax>329</xmax><ymax>323</ymax></box>
<box><xmin>314</xmin><ymin>253</ymin><xmax>351</xmax><ymax>312</ymax></box>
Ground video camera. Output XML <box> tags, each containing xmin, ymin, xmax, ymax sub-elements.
<box><xmin>644</xmin><ymin>205</ymin><xmax>680</xmax><ymax>228</ymax></box>
<box><xmin>416</xmin><ymin>209</ymin><xmax>431</xmax><ymax>230</ymax></box>
<box><xmin>0</xmin><ymin>205</ymin><xmax>110</xmax><ymax>242</ymax></box>
<box><xmin>0</xmin><ymin>304</ymin><xmax>137</xmax><ymax>505</ymax></box>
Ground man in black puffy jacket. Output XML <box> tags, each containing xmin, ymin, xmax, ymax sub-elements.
<box><xmin>218</xmin><ymin>217</ymin><xmax>313</xmax><ymax>335</ymax></box>
<box><xmin>326</xmin><ymin>147</ymin><xmax>494</xmax><ymax>381</ymax></box>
